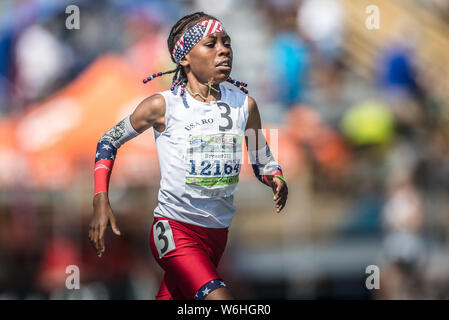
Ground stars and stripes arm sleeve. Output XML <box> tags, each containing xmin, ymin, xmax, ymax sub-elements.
<box><xmin>249</xmin><ymin>143</ymin><xmax>286</xmax><ymax>186</ymax></box>
<box><xmin>94</xmin><ymin>115</ymin><xmax>140</xmax><ymax>196</ymax></box>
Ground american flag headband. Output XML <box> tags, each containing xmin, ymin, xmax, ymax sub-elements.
<box><xmin>142</xmin><ymin>19</ymin><xmax>248</xmax><ymax>95</ymax></box>
<box><xmin>172</xmin><ymin>19</ymin><xmax>226</xmax><ymax>64</ymax></box>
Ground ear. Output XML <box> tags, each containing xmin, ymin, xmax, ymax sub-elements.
<box><xmin>179</xmin><ymin>55</ymin><xmax>189</xmax><ymax>68</ymax></box>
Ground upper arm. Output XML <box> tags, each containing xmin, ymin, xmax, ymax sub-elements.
<box><xmin>245</xmin><ymin>96</ymin><xmax>262</xmax><ymax>131</ymax></box>
<box><xmin>245</xmin><ymin>96</ymin><xmax>266</xmax><ymax>150</ymax></box>
<box><xmin>129</xmin><ymin>93</ymin><xmax>166</xmax><ymax>134</ymax></box>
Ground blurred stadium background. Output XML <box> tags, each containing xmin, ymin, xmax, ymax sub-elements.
<box><xmin>1</xmin><ymin>0</ymin><xmax>449</xmax><ymax>299</ymax></box>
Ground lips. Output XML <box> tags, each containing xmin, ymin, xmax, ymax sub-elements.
<box><xmin>216</xmin><ymin>60</ymin><xmax>232</xmax><ymax>70</ymax></box>
<box><xmin>216</xmin><ymin>65</ymin><xmax>231</xmax><ymax>71</ymax></box>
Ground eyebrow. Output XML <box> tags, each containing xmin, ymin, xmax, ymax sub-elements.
<box><xmin>204</xmin><ymin>34</ymin><xmax>231</xmax><ymax>41</ymax></box>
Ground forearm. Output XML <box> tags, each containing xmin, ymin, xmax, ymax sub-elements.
<box><xmin>245</xmin><ymin>96</ymin><xmax>286</xmax><ymax>186</ymax></box>
<box><xmin>249</xmin><ymin>142</ymin><xmax>285</xmax><ymax>186</ymax></box>
<box><xmin>93</xmin><ymin>191</ymin><xmax>109</xmax><ymax>205</ymax></box>
<box><xmin>93</xmin><ymin>115</ymin><xmax>140</xmax><ymax>196</ymax></box>
<box><xmin>94</xmin><ymin>139</ymin><xmax>116</xmax><ymax>196</ymax></box>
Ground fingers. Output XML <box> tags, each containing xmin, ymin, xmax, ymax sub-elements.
<box><xmin>88</xmin><ymin>223</ymin><xmax>96</xmax><ymax>253</ymax></box>
<box><xmin>94</xmin><ymin>226</ymin><xmax>102</xmax><ymax>257</ymax></box>
<box><xmin>88</xmin><ymin>222</ymin><xmax>105</xmax><ymax>258</ymax></box>
<box><xmin>278</xmin><ymin>187</ymin><xmax>288</xmax><ymax>213</ymax></box>
<box><xmin>272</xmin><ymin>180</ymin><xmax>288</xmax><ymax>213</ymax></box>
<box><xmin>276</xmin><ymin>195</ymin><xmax>287</xmax><ymax>213</ymax></box>
<box><xmin>276</xmin><ymin>195</ymin><xmax>287</xmax><ymax>212</ymax></box>
<box><xmin>97</xmin><ymin>225</ymin><xmax>106</xmax><ymax>257</ymax></box>
<box><xmin>88</xmin><ymin>224</ymin><xmax>98</xmax><ymax>256</ymax></box>
<box><xmin>109</xmin><ymin>215</ymin><xmax>121</xmax><ymax>236</ymax></box>
<box><xmin>98</xmin><ymin>232</ymin><xmax>105</xmax><ymax>257</ymax></box>
<box><xmin>88</xmin><ymin>213</ymin><xmax>121</xmax><ymax>258</ymax></box>
<box><xmin>273</xmin><ymin>184</ymin><xmax>281</xmax><ymax>201</ymax></box>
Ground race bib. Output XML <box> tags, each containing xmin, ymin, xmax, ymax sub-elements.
<box><xmin>185</xmin><ymin>133</ymin><xmax>243</xmax><ymax>198</ymax></box>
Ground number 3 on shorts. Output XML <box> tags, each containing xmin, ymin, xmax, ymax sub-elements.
<box><xmin>153</xmin><ymin>220</ymin><xmax>176</xmax><ymax>258</ymax></box>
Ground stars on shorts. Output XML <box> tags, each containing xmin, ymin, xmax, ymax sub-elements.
<box><xmin>202</xmin><ymin>287</ymin><xmax>211</xmax><ymax>296</ymax></box>
<box><xmin>194</xmin><ymin>279</ymin><xmax>227</xmax><ymax>300</ymax></box>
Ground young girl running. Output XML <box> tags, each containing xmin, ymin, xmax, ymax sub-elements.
<box><xmin>89</xmin><ymin>12</ymin><xmax>288</xmax><ymax>300</ymax></box>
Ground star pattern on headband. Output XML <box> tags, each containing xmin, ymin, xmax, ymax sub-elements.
<box><xmin>174</xmin><ymin>24</ymin><xmax>206</xmax><ymax>63</ymax></box>
<box><xmin>172</xmin><ymin>19</ymin><xmax>227</xmax><ymax>64</ymax></box>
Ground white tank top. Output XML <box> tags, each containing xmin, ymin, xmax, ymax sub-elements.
<box><xmin>153</xmin><ymin>84</ymin><xmax>249</xmax><ymax>228</ymax></box>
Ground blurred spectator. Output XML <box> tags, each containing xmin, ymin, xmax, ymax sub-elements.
<box><xmin>340</xmin><ymin>99</ymin><xmax>395</xmax><ymax>147</ymax></box>
<box><xmin>377</xmin><ymin>41</ymin><xmax>420</xmax><ymax>99</ymax></box>
<box><xmin>265</xmin><ymin>2</ymin><xmax>311</xmax><ymax>108</ymax></box>
<box><xmin>15</xmin><ymin>24</ymin><xmax>73</xmax><ymax>104</ymax></box>
<box><xmin>297</xmin><ymin>0</ymin><xmax>344</xmax><ymax>62</ymax></box>
<box><xmin>268</xmin><ymin>33</ymin><xmax>310</xmax><ymax>108</ymax></box>
<box><xmin>378</xmin><ymin>143</ymin><xmax>428</xmax><ymax>299</ymax></box>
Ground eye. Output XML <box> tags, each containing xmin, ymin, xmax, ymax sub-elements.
<box><xmin>223</xmin><ymin>37</ymin><xmax>231</xmax><ymax>47</ymax></box>
<box><xmin>205</xmin><ymin>42</ymin><xmax>215</xmax><ymax>47</ymax></box>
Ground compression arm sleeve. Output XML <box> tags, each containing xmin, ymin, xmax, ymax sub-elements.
<box><xmin>94</xmin><ymin>115</ymin><xmax>140</xmax><ymax>195</ymax></box>
<box><xmin>248</xmin><ymin>143</ymin><xmax>286</xmax><ymax>186</ymax></box>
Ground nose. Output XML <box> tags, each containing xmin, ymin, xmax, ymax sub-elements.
<box><xmin>217</xmin><ymin>40</ymin><xmax>231</xmax><ymax>57</ymax></box>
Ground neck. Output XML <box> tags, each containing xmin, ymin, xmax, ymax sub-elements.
<box><xmin>186</xmin><ymin>75</ymin><xmax>221</xmax><ymax>103</ymax></box>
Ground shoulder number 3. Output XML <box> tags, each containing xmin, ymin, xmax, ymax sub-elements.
<box><xmin>153</xmin><ymin>220</ymin><xmax>175</xmax><ymax>258</ymax></box>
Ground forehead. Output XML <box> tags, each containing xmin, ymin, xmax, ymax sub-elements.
<box><xmin>202</xmin><ymin>33</ymin><xmax>231</xmax><ymax>41</ymax></box>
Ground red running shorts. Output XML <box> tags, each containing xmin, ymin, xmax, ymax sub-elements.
<box><xmin>149</xmin><ymin>217</ymin><xmax>228</xmax><ymax>300</ymax></box>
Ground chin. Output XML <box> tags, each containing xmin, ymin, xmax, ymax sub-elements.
<box><xmin>215</xmin><ymin>71</ymin><xmax>231</xmax><ymax>82</ymax></box>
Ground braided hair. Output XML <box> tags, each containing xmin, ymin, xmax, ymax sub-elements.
<box><xmin>143</xmin><ymin>12</ymin><xmax>248</xmax><ymax>96</ymax></box>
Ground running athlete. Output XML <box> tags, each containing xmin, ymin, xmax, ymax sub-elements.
<box><xmin>89</xmin><ymin>12</ymin><xmax>288</xmax><ymax>300</ymax></box>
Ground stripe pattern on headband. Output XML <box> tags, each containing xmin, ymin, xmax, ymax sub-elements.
<box><xmin>172</xmin><ymin>19</ymin><xmax>226</xmax><ymax>64</ymax></box>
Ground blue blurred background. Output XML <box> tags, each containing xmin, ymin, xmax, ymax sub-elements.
<box><xmin>1</xmin><ymin>0</ymin><xmax>449</xmax><ymax>299</ymax></box>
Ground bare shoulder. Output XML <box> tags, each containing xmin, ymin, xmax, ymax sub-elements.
<box><xmin>245</xmin><ymin>95</ymin><xmax>261</xmax><ymax>130</ymax></box>
<box><xmin>247</xmin><ymin>95</ymin><xmax>257</xmax><ymax>104</ymax></box>
<box><xmin>247</xmin><ymin>95</ymin><xmax>257</xmax><ymax>110</ymax></box>
<box><xmin>135</xmin><ymin>93</ymin><xmax>166</xmax><ymax>119</ymax></box>
<box><xmin>130</xmin><ymin>93</ymin><xmax>166</xmax><ymax>133</ymax></box>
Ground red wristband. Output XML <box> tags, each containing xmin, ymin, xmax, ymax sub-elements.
<box><xmin>94</xmin><ymin>159</ymin><xmax>114</xmax><ymax>195</ymax></box>
<box><xmin>263</xmin><ymin>169</ymin><xmax>283</xmax><ymax>186</ymax></box>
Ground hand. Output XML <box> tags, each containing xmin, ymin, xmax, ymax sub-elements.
<box><xmin>89</xmin><ymin>193</ymin><xmax>121</xmax><ymax>257</ymax></box>
<box><xmin>267</xmin><ymin>175</ymin><xmax>288</xmax><ymax>213</ymax></box>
